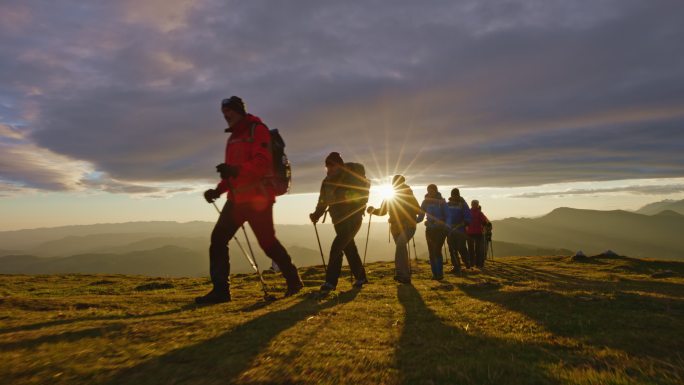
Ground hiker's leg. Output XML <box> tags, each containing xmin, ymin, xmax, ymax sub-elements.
<box><xmin>446</xmin><ymin>231</ymin><xmax>461</xmax><ymax>271</ymax></box>
<box><xmin>326</xmin><ymin>222</ymin><xmax>350</xmax><ymax>287</ymax></box>
<box><xmin>246</xmin><ymin>203</ymin><xmax>301</xmax><ymax>287</ymax></box>
<box><xmin>475</xmin><ymin>235</ymin><xmax>485</xmax><ymax>267</ymax></box>
<box><xmin>455</xmin><ymin>232</ymin><xmax>471</xmax><ymax>268</ymax></box>
<box><xmin>426</xmin><ymin>227</ymin><xmax>441</xmax><ymax>277</ymax></box>
<box><xmin>209</xmin><ymin>201</ymin><xmax>242</xmax><ymax>292</ymax></box>
<box><xmin>393</xmin><ymin>228</ymin><xmax>411</xmax><ymax>280</ymax></box>
<box><xmin>342</xmin><ymin>215</ymin><xmax>366</xmax><ymax>281</ymax></box>
<box><xmin>435</xmin><ymin>228</ymin><xmax>446</xmax><ymax>277</ymax></box>
<box><xmin>466</xmin><ymin>236</ymin><xmax>475</xmax><ymax>267</ymax></box>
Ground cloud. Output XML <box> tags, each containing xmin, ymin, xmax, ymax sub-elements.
<box><xmin>510</xmin><ymin>184</ymin><xmax>684</xmax><ymax>198</ymax></box>
<box><xmin>1</xmin><ymin>0</ymin><xmax>683</xmax><ymax>194</ymax></box>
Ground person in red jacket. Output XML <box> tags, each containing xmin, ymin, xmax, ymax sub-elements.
<box><xmin>466</xmin><ymin>199</ymin><xmax>491</xmax><ymax>269</ymax></box>
<box><xmin>198</xmin><ymin>96</ymin><xmax>303</xmax><ymax>304</ymax></box>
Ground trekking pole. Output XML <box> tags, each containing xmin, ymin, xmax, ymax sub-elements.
<box><xmin>363</xmin><ymin>214</ymin><xmax>372</xmax><ymax>266</ymax></box>
<box><xmin>211</xmin><ymin>201</ymin><xmax>275</xmax><ymax>301</ymax></box>
<box><xmin>313</xmin><ymin>222</ymin><xmax>327</xmax><ymax>273</ymax></box>
<box><xmin>412</xmin><ymin>237</ymin><xmax>418</xmax><ymax>262</ymax></box>
<box><xmin>490</xmin><ymin>236</ymin><xmax>495</xmax><ymax>261</ymax></box>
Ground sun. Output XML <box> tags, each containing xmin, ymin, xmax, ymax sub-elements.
<box><xmin>375</xmin><ymin>183</ymin><xmax>395</xmax><ymax>201</ymax></box>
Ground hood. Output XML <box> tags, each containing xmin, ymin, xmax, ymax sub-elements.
<box><xmin>448</xmin><ymin>196</ymin><xmax>464</xmax><ymax>205</ymax></box>
<box><xmin>425</xmin><ymin>191</ymin><xmax>444</xmax><ymax>200</ymax></box>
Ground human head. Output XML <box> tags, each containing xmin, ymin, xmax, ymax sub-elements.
<box><xmin>221</xmin><ymin>96</ymin><xmax>246</xmax><ymax>127</ymax></box>
<box><xmin>325</xmin><ymin>152</ymin><xmax>344</xmax><ymax>176</ymax></box>
<box><xmin>392</xmin><ymin>175</ymin><xmax>405</xmax><ymax>189</ymax></box>
<box><xmin>471</xmin><ymin>199</ymin><xmax>480</xmax><ymax>209</ymax></box>
<box><xmin>450</xmin><ymin>188</ymin><xmax>460</xmax><ymax>199</ymax></box>
<box><xmin>427</xmin><ymin>184</ymin><xmax>438</xmax><ymax>195</ymax></box>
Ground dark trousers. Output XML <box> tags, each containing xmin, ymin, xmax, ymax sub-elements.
<box><xmin>209</xmin><ymin>200</ymin><xmax>300</xmax><ymax>292</ymax></box>
<box><xmin>447</xmin><ymin>230</ymin><xmax>471</xmax><ymax>270</ymax></box>
<box><xmin>467</xmin><ymin>234</ymin><xmax>486</xmax><ymax>268</ymax></box>
<box><xmin>425</xmin><ymin>227</ymin><xmax>447</xmax><ymax>278</ymax></box>
<box><xmin>392</xmin><ymin>225</ymin><xmax>416</xmax><ymax>280</ymax></box>
<box><xmin>325</xmin><ymin>214</ymin><xmax>367</xmax><ymax>287</ymax></box>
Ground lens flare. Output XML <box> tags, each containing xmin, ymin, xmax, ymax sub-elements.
<box><xmin>376</xmin><ymin>184</ymin><xmax>395</xmax><ymax>201</ymax></box>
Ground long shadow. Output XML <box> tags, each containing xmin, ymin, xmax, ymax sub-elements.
<box><xmin>487</xmin><ymin>262</ymin><xmax>684</xmax><ymax>297</ymax></box>
<box><xmin>396</xmin><ymin>285</ymin><xmax>563</xmax><ymax>385</ymax></box>
<box><xmin>0</xmin><ymin>303</ymin><xmax>200</xmax><ymax>335</ymax></box>
<box><xmin>0</xmin><ymin>323</ymin><xmax>126</xmax><ymax>351</ymax></box>
<box><xmin>101</xmin><ymin>290</ymin><xmax>359</xmax><ymax>385</ymax></box>
<box><xmin>459</xmin><ymin>283</ymin><xmax>684</xmax><ymax>363</ymax></box>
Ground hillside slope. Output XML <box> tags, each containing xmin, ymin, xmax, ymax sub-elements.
<box><xmin>493</xmin><ymin>207</ymin><xmax>684</xmax><ymax>259</ymax></box>
<box><xmin>1</xmin><ymin>256</ymin><xmax>682</xmax><ymax>384</ymax></box>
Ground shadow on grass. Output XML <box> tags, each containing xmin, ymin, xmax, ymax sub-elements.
<box><xmin>459</xmin><ymin>281</ymin><xmax>684</xmax><ymax>362</ymax></box>
<box><xmin>0</xmin><ymin>323</ymin><xmax>126</xmax><ymax>351</ymax></box>
<box><xmin>0</xmin><ymin>303</ymin><xmax>202</xmax><ymax>335</ymax></box>
<box><xmin>100</xmin><ymin>290</ymin><xmax>359</xmax><ymax>385</ymax></box>
<box><xmin>396</xmin><ymin>284</ymin><xmax>564</xmax><ymax>385</ymax></box>
<box><xmin>487</xmin><ymin>262</ymin><xmax>684</xmax><ymax>297</ymax></box>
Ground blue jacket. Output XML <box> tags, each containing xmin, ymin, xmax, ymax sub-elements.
<box><xmin>446</xmin><ymin>196</ymin><xmax>472</xmax><ymax>233</ymax></box>
<box><xmin>416</xmin><ymin>192</ymin><xmax>447</xmax><ymax>230</ymax></box>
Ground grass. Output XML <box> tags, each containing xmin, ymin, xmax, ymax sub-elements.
<box><xmin>1</xmin><ymin>255</ymin><xmax>683</xmax><ymax>384</ymax></box>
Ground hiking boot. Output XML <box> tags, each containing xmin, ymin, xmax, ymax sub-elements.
<box><xmin>319</xmin><ymin>282</ymin><xmax>336</xmax><ymax>293</ymax></box>
<box><xmin>393</xmin><ymin>276</ymin><xmax>411</xmax><ymax>284</ymax></box>
<box><xmin>352</xmin><ymin>278</ymin><xmax>369</xmax><ymax>289</ymax></box>
<box><xmin>448</xmin><ymin>267</ymin><xmax>461</xmax><ymax>275</ymax></box>
<box><xmin>284</xmin><ymin>280</ymin><xmax>304</xmax><ymax>297</ymax></box>
<box><xmin>431</xmin><ymin>275</ymin><xmax>444</xmax><ymax>281</ymax></box>
<box><xmin>195</xmin><ymin>289</ymin><xmax>231</xmax><ymax>304</ymax></box>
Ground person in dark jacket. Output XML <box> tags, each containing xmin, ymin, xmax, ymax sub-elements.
<box><xmin>367</xmin><ymin>175</ymin><xmax>422</xmax><ymax>284</ymax></box>
<box><xmin>199</xmin><ymin>96</ymin><xmax>303</xmax><ymax>304</ymax></box>
<box><xmin>445</xmin><ymin>188</ymin><xmax>472</xmax><ymax>273</ymax></box>
<box><xmin>310</xmin><ymin>152</ymin><xmax>369</xmax><ymax>293</ymax></box>
<box><xmin>416</xmin><ymin>184</ymin><xmax>448</xmax><ymax>280</ymax></box>
<box><xmin>466</xmin><ymin>199</ymin><xmax>491</xmax><ymax>269</ymax></box>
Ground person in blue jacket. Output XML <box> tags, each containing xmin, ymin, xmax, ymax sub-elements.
<box><xmin>446</xmin><ymin>188</ymin><xmax>472</xmax><ymax>273</ymax></box>
<box><xmin>416</xmin><ymin>184</ymin><xmax>448</xmax><ymax>280</ymax></box>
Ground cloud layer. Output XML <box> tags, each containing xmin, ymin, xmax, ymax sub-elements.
<box><xmin>1</xmin><ymin>0</ymin><xmax>683</xmax><ymax>195</ymax></box>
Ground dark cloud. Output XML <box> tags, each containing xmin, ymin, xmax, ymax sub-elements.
<box><xmin>1</xmin><ymin>0</ymin><xmax>683</xmax><ymax>194</ymax></box>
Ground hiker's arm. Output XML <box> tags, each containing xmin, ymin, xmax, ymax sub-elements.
<box><xmin>311</xmin><ymin>182</ymin><xmax>328</xmax><ymax>221</ymax></box>
<box><xmin>369</xmin><ymin>200</ymin><xmax>388</xmax><ymax>216</ymax></box>
<box><xmin>415</xmin><ymin>201</ymin><xmax>426</xmax><ymax>223</ymax></box>
<box><xmin>464</xmin><ymin>204</ymin><xmax>472</xmax><ymax>225</ymax></box>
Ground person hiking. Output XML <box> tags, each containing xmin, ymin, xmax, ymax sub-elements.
<box><xmin>446</xmin><ymin>188</ymin><xmax>472</xmax><ymax>273</ymax></box>
<box><xmin>466</xmin><ymin>199</ymin><xmax>491</xmax><ymax>269</ymax></box>
<box><xmin>367</xmin><ymin>175</ymin><xmax>422</xmax><ymax>284</ymax></box>
<box><xmin>309</xmin><ymin>152</ymin><xmax>370</xmax><ymax>294</ymax></box>
<box><xmin>416</xmin><ymin>184</ymin><xmax>448</xmax><ymax>280</ymax></box>
<box><xmin>199</xmin><ymin>96</ymin><xmax>303</xmax><ymax>304</ymax></box>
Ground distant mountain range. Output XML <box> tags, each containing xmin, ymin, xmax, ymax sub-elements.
<box><xmin>1</xmin><ymin>202</ymin><xmax>682</xmax><ymax>275</ymax></box>
<box><xmin>636</xmin><ymin>199</ymin><xmax>684</xmax><ymax>215</ymax></box>
<box><xmin>494</xmin><ymin>206</ymin><xmax>684</xmax><ymax>260</ymax></box>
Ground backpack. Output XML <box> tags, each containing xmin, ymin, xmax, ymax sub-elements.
<box><xmin>341</xmin><ymin>162</ymin><xmax>370</xmax><ymax>208</ymax></box>
<box><xmin>247</xmin><ymin>122</ymin><xmax>291</xmax><ymax>196</ymax></box>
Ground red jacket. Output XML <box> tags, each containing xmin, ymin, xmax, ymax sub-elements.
<box><xmin>216</xmin><ymin>114</ymin><xmax>275</xmax><ymax>206</ymax></box>
<box><xmin>466</xmin><ymin>207</ymin><xmax>489</xmax><ymax>235</ymax></box>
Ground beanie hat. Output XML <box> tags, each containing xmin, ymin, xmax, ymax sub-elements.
<box><xmin>221</xmin><ymin>96</ymin><xmax>246</xmax><ymax>115</ymax></box>
<box><xmin>325</xmin><ymin>152</ymin><xmax>344</xmax><ymax>165</ymax></box>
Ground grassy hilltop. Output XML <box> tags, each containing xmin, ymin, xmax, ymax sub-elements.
<box><xmin>1</xmin><ymin>255</ymin><xmax>683</xmax><ymax>385</ymax></box>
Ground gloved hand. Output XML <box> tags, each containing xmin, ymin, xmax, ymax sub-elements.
<box><xmin>309</xmin><ymin>213</ymin><xmax>320</xmax><ymax>223</ymax></box>
<box><xmin>204</xmin><ymin>189</ymin><xmax>221</xmax><ymax>203</ymax></box>
<box><xmin>366</xmin><ymin>206</ymin><xmax>375</xmax><ymax>214</ymax></box>
<box><xmin>216</xmin><ymin>163</ymin><xmax>239</xmax><ymax>179</ymax></box>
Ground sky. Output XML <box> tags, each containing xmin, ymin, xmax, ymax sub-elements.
<box><xmin>1</xmin><ymin>0</ymin><xmax>684</xmax><ymax>231</ymax></box>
